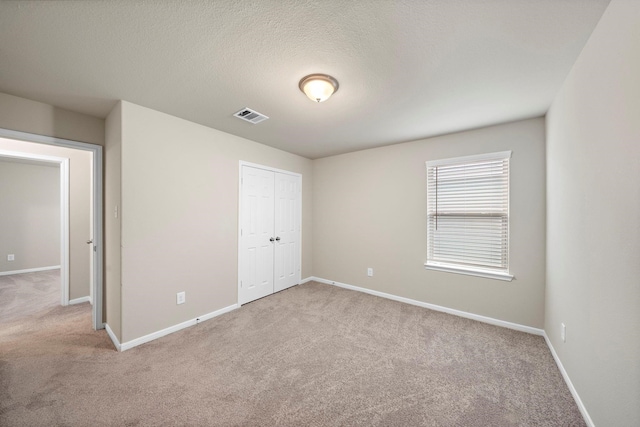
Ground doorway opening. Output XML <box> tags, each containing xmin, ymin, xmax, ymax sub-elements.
<box><xmin>0</xmin><ymin>151</ymin><xmax>70</xmax><ymax>305</ymax></box>
<box><xmin>0</xmin><ymin>129</ymin><xmax>104</xmax><ymax>330</ymax></box>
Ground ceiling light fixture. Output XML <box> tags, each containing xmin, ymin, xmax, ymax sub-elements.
<box><xmin>299</xmin><ymin>74</ymin><xmax>339</xmax><ymax>103</ymax></box>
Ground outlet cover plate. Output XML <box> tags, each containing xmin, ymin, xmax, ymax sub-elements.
<box><xmin>177</xmin><ymin>291</ymin><xmax>186</xmax><ymax>305</ymax></box>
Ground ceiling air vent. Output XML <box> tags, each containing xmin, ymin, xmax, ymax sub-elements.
<box><xmin>233</xmin><ymin>108</ymin><xmax>269</xmax><ymax>124</ymax></box>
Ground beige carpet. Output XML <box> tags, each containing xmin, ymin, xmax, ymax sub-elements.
<box><xmin>0</xmin><ymin>269</ymin><xmax>61</xmax><ymax>322</ymax></box>
<box><xmin>1</xmin><ymin>273</ymin><xmax>585</xmax><ymax>426</ymax></box>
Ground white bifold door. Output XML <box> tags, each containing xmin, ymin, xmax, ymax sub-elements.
<box><xmin>239</xmin><ymin>165</ymin><xmax>301</xmax><ymax>305</ymax></box>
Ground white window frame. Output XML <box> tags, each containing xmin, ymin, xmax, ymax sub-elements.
<box><xmin>424</xmin><ymin>151</ymin><xmax>514</xmax><ymax>281</ymax></box>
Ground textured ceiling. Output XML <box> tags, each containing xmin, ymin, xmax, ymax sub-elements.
<box><xmin>0</xmin><ymin>0</ymin><xmax>610</xmax><ymax>159</ymax></box>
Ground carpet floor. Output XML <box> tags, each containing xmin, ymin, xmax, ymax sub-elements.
<box><xmin>0</xmin><ymin>269</ymin><xmax>61</xmax><ymax>323</ymax></box>
<box><xmin>1</xmin><ymin>273</ymin><xmax>585</xmax><ymax>426</ymax></box>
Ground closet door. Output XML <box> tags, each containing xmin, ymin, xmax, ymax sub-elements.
<box><xmin>273</xmin><ymin>172</ymin><xmax>300</xmax><ymax>292</ymax></box>
<box><xmin>239</xmin><ymin>166</ymin><xmax>275</xmax><ymax>305</ymax></box>
<box><xmin>239</xmin><ymin>164</ymin><xmax>301</xmax><ymax>305</ymax></box>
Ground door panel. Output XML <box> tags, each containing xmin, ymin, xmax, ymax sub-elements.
<box><xmin>239</xmin><ymin>166</ymin><xmax>274</xmax><ymax>304</ymax></box>
<box><xmin>274</xmin><ymin>172</ymin><xmax>300</xmax><ymax>292</ymax></box>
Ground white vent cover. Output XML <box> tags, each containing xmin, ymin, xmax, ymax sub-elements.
<box><xmin>233</xmin><ymin>108</ymin><xmax>269</xmax><ymax>124</ymax></box>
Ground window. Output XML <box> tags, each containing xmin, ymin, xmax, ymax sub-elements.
<box><xmin>425</xmin><ymin>151</ymin><xmax>513</xmax><ymax>281</ymax></box>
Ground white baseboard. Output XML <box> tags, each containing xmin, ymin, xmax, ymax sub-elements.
<box><xmin>306</xmin><ymin>276</ymin><xmax>544</xmax><ymax>336</ymax></box>
<box><xmin>118</xmin><ymin>304</ymin><xmax>239</xmax><ymax>352</ymax></box>
<box><xmin>300</xmin><ymin>276</ymin><xmax>315</xmax><ymax>284</ymax></box>
<box><xmin>543</xmin><ymin>332</ymin><xmax>594</xmax><ymax>427</ymax></box>
<box><xmin>68</xmin><ymin>296</ymin><xmax>91</xmax><ymax>305</ymax></box>
<box><xmin>104</xmin><ymin>323</ymin><xmax>121</xmax><ymax>352</ymax></box>
<box><xmin>0</xmin><ymin>265</ymin><xmax>61</xmax><ymax>276</ymax></box>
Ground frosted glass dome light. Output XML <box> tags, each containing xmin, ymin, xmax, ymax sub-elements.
<box><xmin>299</xmin><ymin>74</ymin><xmax>339</xmax><ymax>103</ymax></box>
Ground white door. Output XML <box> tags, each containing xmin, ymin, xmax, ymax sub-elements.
<box><xmin>239</xmin><ymin>166</ymin><xmax>275</xmax><ymax>305</ymax></box>
<box><xmin>239</xmin><ymin>164</ymin><xmax>301</xmax><ymax>305</ymax></box>
<box><xmin>274</xmin><ymin>172</ymin><xmax>299</xmax><ymax>292</ymax></box>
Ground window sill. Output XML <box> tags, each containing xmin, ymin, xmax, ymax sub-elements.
<box><xmin>424</xmin><ymin>262</ymin><xmax>514</xmax><ymax>282</ymax></box>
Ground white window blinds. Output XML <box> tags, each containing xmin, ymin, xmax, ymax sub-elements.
<box><xmin>426</xmin><ymin>151</ymin><xmax>511</xmax><ymax>278</ymax></box>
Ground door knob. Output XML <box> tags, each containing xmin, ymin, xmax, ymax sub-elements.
<box><xmin>270</xmin><ymin>237</ymin><xmax>275</xmax><ymax>242</ymax></box>
<box><xmin>275</xmin><ymin>237</ymin><xmax>281</xmax><ymax>241</ymax></box>
<box><xmin>86</xmin><ymin>240</ymin><xmax>93</xmax><ymax>244</ymax></box>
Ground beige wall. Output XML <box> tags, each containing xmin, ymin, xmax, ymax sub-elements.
<box><xmin>0</xmin><ymin>160</ymin><xmax>60</xmax><ymax>272</ymax></box>
<box><xmin>105</xmin><ymin>102</ymin><xmax>122</xmax><ymax>340</ymax></box>
<box><xmin>0</xmin><ymin>137</ymin><xmax>92</xmax><ymax>300</ymax></box>
<box><xmin>118</xmin><ymin>101</ymin><xmax>313</xmax><ymax>343</ymax></box>
<box><xmin>546</xmin><ymin>0</ymin><xmax>640</xmax><ymax>425</ymax></box>
<box><xmin>0</xmin><ymin>92</ymin><xmax>104</xmax><ymax>146</ymax></box>
<box><xmin>313</xmin><ymin>118</ymin><xmax>546</xmax><ymax>328</ymax></box>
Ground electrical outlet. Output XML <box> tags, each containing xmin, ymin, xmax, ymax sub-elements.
<box><xmin>367</xmin><ymin>268</ymin><xmax>373</xmax><ymax>277</ymax></box>
<box><xmin>177</xmin><ymin>291</ymin><xmax>186</xmax><ymax>305</ymax></box>
<box><xmin>561</xmin><ymin>323</ymin><xmax>566</xmax><ymax>342</ymax></box>
<box><xmin>7</xmin><ymin>254</ymin><xmax>15</xmax><ymax>261</ymax></box>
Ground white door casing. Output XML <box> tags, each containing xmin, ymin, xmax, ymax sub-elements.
<box><xmin>239</xmin><ymin>163</ymin><xmax>301</xmax><ymax>305</ymax></box>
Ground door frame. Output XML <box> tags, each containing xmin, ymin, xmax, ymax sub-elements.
<box><xmin>0</xmin><ymin>128</ymin><xmax>104</xmax><ymax>330</ymax></box>
<box><xmin>238</xmin><ymin>161</ymin><xmax>302</xmax><ymax>305</ymax></box>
